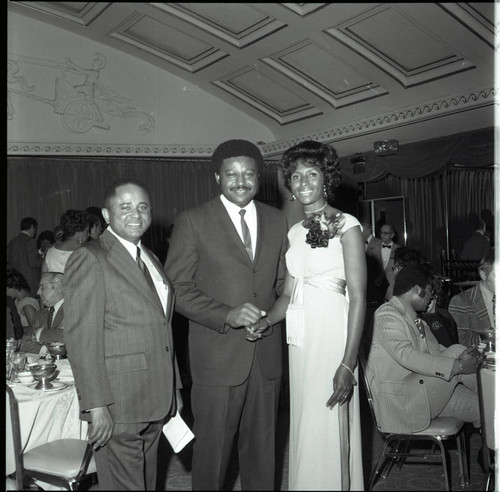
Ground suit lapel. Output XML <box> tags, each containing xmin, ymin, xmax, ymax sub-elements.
<box><xmin>100</xmin><ymin>231</ymin><xmax>165</xmax><ymax>315</ymax></box>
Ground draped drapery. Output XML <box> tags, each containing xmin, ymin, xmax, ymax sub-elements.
<box><xmin>364</xmin><ymin>168</ymin><xmax>494</xmax><ymax>269</ymax></box>
<box><xmin>7</xmin><ymin>156</ymin><xmax>280</xmax><ymax>258</ymax></box>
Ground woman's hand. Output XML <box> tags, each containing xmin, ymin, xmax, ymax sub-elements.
<box><xmin>326</xmin><ymin>363</ymin><xmax>356</xmax><ymax>409</ymax></box>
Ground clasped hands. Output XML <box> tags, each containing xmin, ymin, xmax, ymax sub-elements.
<box><xmin>225</xmin><ymin>303</ymin><xmax>272</xmax><ymax>342</ymax></box>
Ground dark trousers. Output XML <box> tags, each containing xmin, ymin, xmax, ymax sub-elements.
<box><xmin>191</xmin><ymin>357</ymin><xmax>281</xmax><ymax>490</ymax></box>
<box><xmin>93</xmin><ymin>419</ymin><xmax>163</xmax><ymax>490</ymax></box>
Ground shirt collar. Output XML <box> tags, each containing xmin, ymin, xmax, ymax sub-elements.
<box><xmin>52</xmin><ymin>298</ymin><xmax>64</xmax><ymax>317</ymax></box>
<box><xmin>219</xmin><ymin>194</ymin><xmax>256</xmax><ymax>215</ymax></box>
<box><xmin>107</xmin><ymin>227</ymin><xmax>141</xmax><ymax>259</ymax></box>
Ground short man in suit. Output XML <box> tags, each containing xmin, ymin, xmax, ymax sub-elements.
<box><xmin>64</xmin><ymin>178</ymin><xmax>181</xmax><ymax>490</ymax></box>
<box><xmin>19</xmin><ymin>272</ymin><xmax>65</xmax><ymax>354</ymax></box>
<box><xmin>7</xmin><ymin>217</ymin><xmax>43</xmax><ymax>294</ymax></box>
<box><xmin>165</xmin><ymin>139</ymin><xmax>288</xmax><ymax>490</ymax></box>
<box><xmin>448</xmin><ymin>255</ymin><xmax>495</xmax><ymax>347</ymax></box>
<box><xmin>366</xmin><ymin>266</ymin><xmax>481</xmax><ymax>434</ymax></box>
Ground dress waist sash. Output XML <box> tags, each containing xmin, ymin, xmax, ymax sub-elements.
<box><xmin>286</xmin><ymin>275</ymin><xmax>346</xmax><ymax>347</ymax></box>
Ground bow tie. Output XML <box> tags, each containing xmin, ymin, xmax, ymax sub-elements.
<box><xmin>382</xmin><ymin>244</ymin><xmax>392</xmax><ymax>249</ymax></box>
<box><xmin>364</xmin><ymin>240</ymin><xmax>369</xmax><ymax>245</ymax></box>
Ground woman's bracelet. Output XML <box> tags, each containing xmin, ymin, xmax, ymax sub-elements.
<box><xmin>340</xmin><ymin>362</ymin><xmax>357</xmax><ymax>385</ymax></box>
<box><xmin>261</xmin><ymin>318</ymin><xmax>273</xmax><ymax>337</ymax></box>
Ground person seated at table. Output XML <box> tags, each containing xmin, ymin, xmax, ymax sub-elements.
<box><xmin>18</xmin><ymin>272</ymin><xmax>65</xmax><ymax>354</ymax></box>
<box><xmin>420</xmin><ymin>277</ymin><xmax>459</xmax><ymax>347</ymax></box>
<box><xmin>365</xmin><ymin>265</ymin><xmax>482</xmax><ymax>434</ymax></box>
<box><xmin>448</xmin><ymin>255</ymin><xmax>495</xmax><ymax>347</ymax></box>
<box><xmin>6</xmin><ymin>269</ymin><xmax>40</xmax><ymax>336</ymax></box>
<box><xmin>42</xmin><ymin>210</ymin><xmax>89</xmax><ymax>273</ymax></box>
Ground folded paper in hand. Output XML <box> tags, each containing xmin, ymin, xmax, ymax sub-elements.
<box><xmin>162</xmin><ymin>412</ymin><xmax>194</xmax><ymax>453</ymax></box>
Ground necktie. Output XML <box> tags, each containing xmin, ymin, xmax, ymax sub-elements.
<box><xmin>46</xmin><ymin>306</ymin><xmax>55</xmax><ymax>331</ymax></box>
<box><xmin>239</xmin><ymin>209</ymin><xmax>253</xmax><ymax>261</ymax></box>
<box><xmin>136</xmin><ymin>247</ymin><xmax>160</xmax><ymax>300</ymax></box>
<box><xmin>415</xmin><ymin>318</ymin><xmax>426</xmax><ymax>340</ymax></box>
<box><xmin>382</xmin><ymin>244</ymin><xmax>391</xmax><ymax>248</ymax></box>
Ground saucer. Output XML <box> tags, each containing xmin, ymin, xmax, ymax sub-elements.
<box><xmin>28</xmin><ymin>381</ymin><xmax>67</xmax><ymax>392</ymax></box>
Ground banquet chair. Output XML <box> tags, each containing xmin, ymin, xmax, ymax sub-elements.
<box><xmin>358</xmin><ymin>353</ymin><xmax>469</xmax><ymax>491</ymax></box>
<box><xmin>6</xmin><ymin>385</ymin><xmax>97</xmax><ymax>491</ymax></box>
<box><xmin>477</xmin><ymin>361</ymin><xmax>495</xmax><ymax>491</ymax></box>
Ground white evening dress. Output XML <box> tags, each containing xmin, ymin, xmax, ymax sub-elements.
<box><xmin>285</xmin><ymin>212</ymin><xmax>364</xmax><ymax>491</ymax></box>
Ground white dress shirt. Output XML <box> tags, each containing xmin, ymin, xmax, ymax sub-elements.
<box><xmin>381</xmin><ymin>242</ymin><xmax>393</xmax><ymax>269</ymax></box>
<box><xmin>107</xmin><ymin>227</ymin><xmax>168</xmax><ymax>314</ymax></box>
<box><xmin>219</xmin><ymin>194</ymin><xmax>257</xmax><ymax>258</ymax></box>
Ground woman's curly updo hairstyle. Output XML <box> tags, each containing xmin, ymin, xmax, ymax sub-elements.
<box><xmin>280</xmin><ymin>140</ymin><xmax>342</xmax><ymax>203</ymax></box>
<box><xmin>60</xmin><ymin>209</ymin><xmax>89</xmax><ymax>237</ymax></box>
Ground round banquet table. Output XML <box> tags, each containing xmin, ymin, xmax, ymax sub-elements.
<box><xmin>8</xmin><ymin>357</ymin><xmax>88</xmax><ymax>454</ymax></box>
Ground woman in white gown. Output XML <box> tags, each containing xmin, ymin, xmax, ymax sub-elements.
<box><xmin>247</xmin><ymin>140</ymin><xmax>366</xmax><ymax>490</ymax></box>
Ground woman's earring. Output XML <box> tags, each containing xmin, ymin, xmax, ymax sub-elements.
<box><xmin>290</xmin><ymin>194</ymin><xmax>296</xmax><ymax>201</ymax></box>
<box><xmin>323</xmin><ymin>185</ymin><xmax>327</xmax><ymax>198</ymax></box>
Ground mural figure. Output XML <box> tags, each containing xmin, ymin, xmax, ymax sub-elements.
<box><xmin>7</xmin><ymin>53</ymin><xmax>155</xmax><ymax>135</ymax></box>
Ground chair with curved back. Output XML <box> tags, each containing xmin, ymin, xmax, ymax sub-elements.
<box><xmin>358</xmin><ymin>350</ymin><xmax>469</xmax><ymax>491</ymax></box>
<box><xmin>6</xmin><ymin>385</ymin><xmax>97</xmax><ymax>490</ymax></box>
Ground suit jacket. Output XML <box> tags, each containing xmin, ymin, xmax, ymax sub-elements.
<box><xmin>165</xmin><ymin>197</ymin><xmax>288</xmax><ymax>387</ymax></box>
<box><xmin>19</xmin><ymin>304</ymin><xmax>65</xmax><ymax>353</ymax></box>
<box><xmin>460</xmin><ymin>231</ymin><xmax>491</xmax><ymax>261</ymax></box>
<box><xmin>366</xmin><ymin>296</ymin><xmax>457</xmax><ymax>433</ymax></box>
<box><xmin>7</xmin><ymin>233</ymin><xmax>42</xmax><ymax>294</ymax></box>
<box><xmin>64</xmin><ymin>229</ymin><xmax>180</xmax><ymax>423</ymax></box>
<box><xmin>448</xmin><ymin>284</ymin><xmax>492</xmax><ymax>347</ymax></box>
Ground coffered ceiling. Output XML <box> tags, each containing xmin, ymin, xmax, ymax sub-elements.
<box><xmin>7</xmin><ymin>2</ymin><xmax>496</xmax><ymax>157</ymax></box>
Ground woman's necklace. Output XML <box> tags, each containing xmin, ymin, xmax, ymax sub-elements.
<box><xmin>305</xmin><ymin>202</ymin><xmax>327</xmax><ymax>215</ymax></box>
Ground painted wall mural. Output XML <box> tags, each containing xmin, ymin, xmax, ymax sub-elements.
<box><xmin>7</xmin><ymin>52</ymin><xmax>155</xmax><ymax>135</ymax></box>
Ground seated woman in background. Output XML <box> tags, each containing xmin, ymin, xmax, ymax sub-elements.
<box><xmin>6</xmin><ymin>269</ymin><xmax>40</xmax><ymax>336</ymax></box>
<box><xmin>42</xmin><ymin>209</ymin><xmax>89</xmax><ymax>273</ymax></box>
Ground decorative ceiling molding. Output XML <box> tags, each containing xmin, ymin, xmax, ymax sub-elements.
<box><xmin>109</xmin><ymin>11</ymin><xmax>228</xmax><ymax>73</ymax></box>
<box><xmin>212</xmin><ymin>66</ymin><xmax>323</xmax><ymax>124</ymax></box>
<box><xmin>151</xmin><ymin>3</ymin><xmax>287</xmax><ymax>48</ymax></box>
<box><xmin>262</xmin><ymin>39</ymin><xmax>388</xmax><ymax>109</ymax></box>
<box><xmin>261</xmin><ymin>86</ymin><xmax>496</xmax><ymax>156</ymax></box>
<box><xmin>325</xmin><ymin>4</ymin><xmax>475</xmax><ymax>88</ymax></box>
<box><xmin>280</xmin><ymin>3</ymin><xmax>329</xmax><ymax>17</ymax></box>
<box><xmin>8</xmin><ymin>85</ymin><xmax>494</xmax><ymax>157</ymax></box>
<box><xmin>12</xmin><ymin>1</ymin><xmax>111</xmax><ymax>26</ymax></box>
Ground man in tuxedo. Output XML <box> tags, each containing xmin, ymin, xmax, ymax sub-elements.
<box><xmin>448</xmin><ymin>255</ymin><xmax>495</xmax><ymax>347</ymax></box>
<box><xmin>19</xmin><ymin>272</ymin><xmax>65</xmax><ymax>354</ymax></box>
<box><xmin>361</xmin><ymin>221</ymin><xmax>387</xmax><ymax>304</ymax></box>
<box><xmin>64</xmin><ymin>178</ymin><xmax>181</xmax><ymax>490</ymax></box>
<box><xmin>7</xmin><ymin>217</ymin><xmax>42</xmax><ymax>294</ymax></box>
<box><xmin>379</xmin><ymin>223</ymin><xmax>400</xmax><ymax>300</ymax></box>
<box><xmin>365</xmin><ymin>266</ymin><xmax>481</xmax><ymax>434</ymax></box>
<box><xmin>165</xmin><ymin>139</ymin><xmax>288</xmax><ymax>490</ymax></box>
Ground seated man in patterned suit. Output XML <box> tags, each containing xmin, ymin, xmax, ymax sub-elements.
<box><xmin>448</xmin><ymin>255</ymin><xmax>495</xmax><ymax>347</ymax></box>
<box><xmin>366</xmin><ymin>265</ymin><xmax>482</xmax><ymax>434</ymax></box>
<box><xmin>18</xmin><ymin>272</ymin><xmax>65</xmax><ymax>354</ymax></box>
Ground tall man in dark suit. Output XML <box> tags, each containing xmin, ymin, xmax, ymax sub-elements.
<box><xmin>64</xmin><ymin>178</ymin><xmax>181</xmax><ymax>490</ymax></box>
<box><xmin>165</xmin><ymin>140</ymin><xmax>288</xmax><ymax>490</ymax></box>
<box><xmin>7</xmin><ymin>217</ymin><xmax>42</xmax><ymax>294</ymax></box>
<box><xmin>379</xmin><ymin>223</ymin><xmax>401</xmax><ymax>300</ymax></box>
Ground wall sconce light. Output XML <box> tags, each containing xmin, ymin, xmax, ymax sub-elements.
<box><xmin>374</xmin><ymin>139</ymin><xmax>399</xmax><ymax>156</ymax></box>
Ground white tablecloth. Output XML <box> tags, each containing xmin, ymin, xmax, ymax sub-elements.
<box><xmin>9</xmin><ymin>358</ymin><xmax>88</xmax><ymax>453</ymax></box>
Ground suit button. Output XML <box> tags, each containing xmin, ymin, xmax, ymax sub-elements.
<box><xmin>165</xmin><ymin>346</ymin><xmax>170</xmax><ymax>352</ymax></box>
<box><xmin>253</xmin><ymin>293</ymin><xmax>257</xmax><ymax>297</ymax></box>
<box><xmin>419</xmin><ymin>379</ymin><xmax>424</xmax><ymax>384</ymax></box>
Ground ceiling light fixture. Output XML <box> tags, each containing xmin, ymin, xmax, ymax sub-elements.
<box><xmin>374</xmin><ymin>139</ymin><xmax>399</xmax><ymax>156</ymax></box>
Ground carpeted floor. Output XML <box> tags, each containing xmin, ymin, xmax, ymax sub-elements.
<box><xmin>152</xmin><ymin>381</ymin><xmax>490</xmax><ymax>491</ymax></box>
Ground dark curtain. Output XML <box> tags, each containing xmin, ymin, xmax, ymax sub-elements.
<box><xmin>7</xmin><ymin>156</ymin><xmax>280</xmax><ymax>258</ymax></box>
<box><xmin>364</xmin><ymin>168</ymin><xmax>494</xmax><ymax>270</ymax></box>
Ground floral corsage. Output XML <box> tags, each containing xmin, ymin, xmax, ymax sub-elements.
<box><xmin>303</xmin><ymin>210</ymin><xmax>345</xmax><ymax>248</ymax></box>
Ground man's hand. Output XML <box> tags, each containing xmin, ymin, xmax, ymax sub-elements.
<box><xmin>88</xmin><ymin>406</ymin><xmax>114</xmax><ymax>450</ymax></box>
<box><xmin>225</xmin><ymin>303</ymin><xmax>264</xmax><ymax>328</ymax></box>
<box><xmin>245</xmin><ymin>317</ymin><xmax>272</xmax><ymax>341</ymax></box>
<box><xmin>457</xmin><ymin>345</ymin><xmax>485</xmax><ymax>374</ymax></box>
